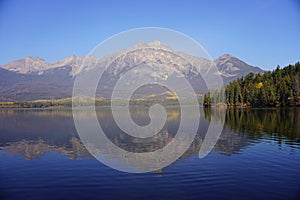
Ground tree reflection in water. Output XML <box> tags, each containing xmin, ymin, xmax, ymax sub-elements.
<box><xmin>0</xmin><ymin>108</ymin><xmax>299</xmax><ymax>161</ymax></box>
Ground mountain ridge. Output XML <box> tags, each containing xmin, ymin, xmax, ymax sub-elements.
<box><xmin>0</xmin><ymin>41</ymin><xmax>264</xmax><ymax>101</ymax></box>
<box><xmin>1</xmin><ymin>53</ymin><xmax>262</xmax><ymax>76</ymax></box>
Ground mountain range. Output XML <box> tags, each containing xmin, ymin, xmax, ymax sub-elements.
<box><xmin>0</xmin><ymin>41</ymin><xmax>264</xmax><ymax>101</ymax></box>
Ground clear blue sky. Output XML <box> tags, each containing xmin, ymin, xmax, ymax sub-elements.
<box><xmin>0</xmin><ymin>0</ymin><xmax>299</xmax><ymax>70</ymax></box>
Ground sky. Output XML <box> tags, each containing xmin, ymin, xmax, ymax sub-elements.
<box><xmin>0</xmin><ymin>0</ymin><xmax>299</xmax><ymax>70</ymax></box>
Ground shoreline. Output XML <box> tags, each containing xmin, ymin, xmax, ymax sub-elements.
<box><xmin>0</xmin><ymin>105</ymin><xmax>299</xmax><ymax>110</ymax></box>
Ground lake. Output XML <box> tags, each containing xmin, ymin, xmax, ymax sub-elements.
<box><xmin>0</xmin><ymin>107</ymin><xmax>300</xmax><ymax>200</ymax></box>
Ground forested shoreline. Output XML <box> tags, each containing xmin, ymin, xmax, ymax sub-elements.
<box><xmin>204</xmin><ymin>62</ymin><xmax>300</xmax><ymax>107</ymax></box>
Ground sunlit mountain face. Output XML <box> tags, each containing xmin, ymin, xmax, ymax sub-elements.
<box><xmin>0</xmin><ymin>41</ymin><xmax>263</xmax><ymax>101</ymax></box>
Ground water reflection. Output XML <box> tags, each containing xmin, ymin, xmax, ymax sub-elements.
<box><xmin>2</xmin><ymin>137</ymin><xmax>90</xmax><ymax>160</ymax></box>
<box><xmin>0</xmin><ymin>108</ymin><xmax>299</xmax><ymax>162</ymax></box>
<box><xmin>223</xmin><ymin>108</ymin><xmax>300</xmax><ymax>144</ymax></box>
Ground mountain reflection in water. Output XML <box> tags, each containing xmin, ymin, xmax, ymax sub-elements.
<box><xmin>1</xmin><ymin>107</ymin><xmax>299</xmax><ymax>161</ymax></box>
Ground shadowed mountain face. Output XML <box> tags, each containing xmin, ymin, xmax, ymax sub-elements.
<box><xmin>0</xmin><ymin>41</ymin><xmax>264</xmax><ymax>101</ymax></box>
<box><xmin>0</xmin><ymin>67</ymin><xmax>74</xmax><ymax>101</ymax></box>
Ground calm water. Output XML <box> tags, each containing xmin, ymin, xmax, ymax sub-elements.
<box><xmin>0</xmin><ymin>107</ymin><xmax>300</xmax><ymax>200</ymax></box>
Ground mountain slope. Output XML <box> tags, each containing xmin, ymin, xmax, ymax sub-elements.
<box><xmin>0</xmin><ymin>67</ymin><xmax>74</xmax><ymax>101</ymax></box>
<box><xmin>214</xmin><ymin>54</ymin><xmax>263</xmax><ymax>83</ymax></box>
<box><xmin>0</xmin><ymin>41</ymin><xmax>264</xmax><ymax>101</ymax></box>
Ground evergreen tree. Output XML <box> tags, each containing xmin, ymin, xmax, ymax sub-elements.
<box><xmin>203</xmin><ymin>62</ymin><xmax>300</xmax><ymax>107</ymax></box>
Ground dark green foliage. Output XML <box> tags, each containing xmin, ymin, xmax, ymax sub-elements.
<box><xmin>203</xmin><ymin>92</ymin><xmax>211</xmax><ymax>107</ymax></box>
<box><xmin>204</xmin><ymin>62</ymin><xmax>300</xmax><ymax>107</ymax></box>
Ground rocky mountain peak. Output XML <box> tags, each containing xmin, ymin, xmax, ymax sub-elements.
<box><xmin>1</xmin><ymin>56</ymin><xmax>48</xmax><ymax>74</ymax></box>
<box><xmin>147</xmin><ymin>40</ymin><xmax>173</xmax><ymax>50</ymax></box>
<box><xmin>217</xmin><ymin>54</ymin><xmax>235</xmax><ymax>60</ymax></box>
<box><xmin>214</xmin><ymin>54</ymin><xmax>263</xmax><ymax>78</ymax></box>
<box><xmin>130</xmin><ymin>40</ymin><xmax>173</xmax><ymax>52</ymax></box>
<box><xmin>215</xmin><ymin>54</ymin><xmax>243</xmax><ymax>63</ymax></box>
<box><xmin>24</xmin><ymin>56</ymin><xmax>46</xmax><ymax>62</ymax></box>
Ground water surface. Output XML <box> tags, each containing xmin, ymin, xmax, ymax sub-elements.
<box><xmin>0</xmin><ymin>108</ymin><xmax>300</xmax><ymax>200</ymax></box>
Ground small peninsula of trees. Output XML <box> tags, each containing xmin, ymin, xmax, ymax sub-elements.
<box><xmin>204</xmin><ymin>62</ymin><xmax>300</xmax><ymax>107</ymax></box>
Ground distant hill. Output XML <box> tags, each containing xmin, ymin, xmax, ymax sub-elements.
<box><xmin>0</xmin><ymin>41</ymin><xmax>264</xmax><ymax>101</ymax></box>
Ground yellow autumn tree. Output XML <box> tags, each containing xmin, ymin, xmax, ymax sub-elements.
<box><xmin>256</xmin><ymin>82</ymin><xmax>263</xmax><ymax>89</ymax></box>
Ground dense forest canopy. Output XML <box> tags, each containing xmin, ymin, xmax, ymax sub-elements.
<box><xmin>204</xmin><ymin>62</ymin><xmax>300</xmax><ymax>107</ymax></box>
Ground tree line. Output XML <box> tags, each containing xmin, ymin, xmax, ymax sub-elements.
<box><xmin>204</xmin><ymin>62</ymin><xmax>300</xmax><ymax>107</ymax></box>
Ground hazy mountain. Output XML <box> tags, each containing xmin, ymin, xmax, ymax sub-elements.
<box><xmin>0</xmin><ymin>41</ymin><xmax>264</xmax><ymax>101</ymax></box>
<box><xmin>0</xmin><ymin>66</ymin><xmax>74</xmax><ymax>101</ymax></box>
<box><xmin>1</xmin><ymin>55</ymin><xmax>93</xmax><ymax>76</ymax></box>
